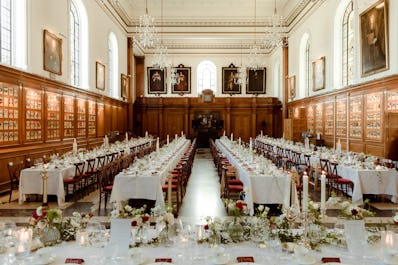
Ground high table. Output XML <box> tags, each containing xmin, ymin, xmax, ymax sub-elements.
<box><xmin>216</xmin><ymin>139</ymin><xmax>291</xmax><ymax>215</ymax></box>
<box><xmin>110</xmin><ymin>139</ymin><xmax>190</xmax><ymax>206</ymax></box>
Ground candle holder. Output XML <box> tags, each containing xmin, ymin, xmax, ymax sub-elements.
<box><xmin>301</xmin><ymin>211</ymin><xmax>310</xmax><ymax>248</ymax></box>
<box><xmin>41</xmin><ymin>165</ymin><xmax>49</xmax><ymax>207</ymax></box>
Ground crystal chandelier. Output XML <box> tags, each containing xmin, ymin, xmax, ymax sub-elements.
<box><xmin>136</xmin><ymin>0</ymin><xmax>157</xmax><ymax>49</ymax></box>
<box><xmin>153</xmin><ymin>45</ymin><xmax>170</xmax><ymax>70</ymax></box>
<box><xmin>247</xmin><ymin>45</ymin><xmax>264</xmax><ymax>71</ymax></box>
<box><xmin>263</xmin><ymin>0</ymin><xmax>288</xmax><ymax>49</ymax></box>
<box><xmin>246</xmin><ymin>0</ymin><xmax>264</xmax><ymax>71</ymax></box>
<box><xmin>169</xmin><ymin>66</ymin><xmax>179</xmax><ymax>85</ymax></box>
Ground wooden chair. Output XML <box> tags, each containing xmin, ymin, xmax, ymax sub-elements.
<box><xmin>330</xmin><ymin>162</ymin><xmax>353</xmax><ymax>197</ymax></box>
<box><xmin>98</xmin><ymin>164</ymin><xmax>113</xmax><ymax>212</ymax></box>
<box><xmin>7</xmin><ymin>161</ymin><xmax>24</xmax><ymax>202</ymax></box>
<box><xmin>224</xmin><ymin>165</ymin><xmax>244</xmax><ymax>200</ymax></box>
<box><xmin>64</xmin><ymin>162</ymin><xmax>84</xmax><ymax>201</ymax></box>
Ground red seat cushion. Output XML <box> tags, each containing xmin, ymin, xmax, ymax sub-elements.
<box><xmin>104</xmin><ymin>185</ymin><xmax>113</xmax><ymax>191</ymax></box>
<box><xmin>63</xmin><ymin>178</ymin><xmax>76</xmax><ymax>183</ymax></box>
<box><xmin>337</xmin><ymin>178</ymin><xmax>352</xmax><ymax>184</ymax></box>
<box><xmin>228</xmin><ymin>179</ymin><xmax>243</xmax><ymax>185</ymax></box>
<box><xmin>227</xmin><ymin>185</ymin><xmax>244</xmax><ymax>191</ymax></box>
<box><xmin>296</xmin><ymin>185</ymin><xmax>303</xmax><ymax>190</ymax></box>
<box><xmin>162</xmin><ymin>184</ymin><xmax>178</xmax><ymax>190</ymax></box>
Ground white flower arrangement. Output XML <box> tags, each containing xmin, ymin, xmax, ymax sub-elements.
<box><xmin>111</xmin><ymin>201</ymin><xmax>147</xmax><ymax>219</ymax></box>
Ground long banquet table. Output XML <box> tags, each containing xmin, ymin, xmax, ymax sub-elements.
<box><xmin>215</xmin><ymin>138</ymin><xmax>291</xmax><ymax>215</ymax></box>
<box><xmin>18</xmin><ymin>138</ymin><xmax>154</xmax><ymax>206</ymax></box>
<box><xmin>110</xmin><ymin>139</ymin><xmax>190</xmax><ymax>206</ymax></box>
<box><xmin>15</xmin><ymin>238</ymin><xmax>389</xmax><ymax>265</ymax></box>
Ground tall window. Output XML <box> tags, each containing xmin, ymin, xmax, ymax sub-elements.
<box><xmin>305</xmin><ymin>40</ymin><xmax>311</xmax><ymax>97</ymax></box>
<box><xmin>0</xmin><ymin>0</ymin><xmax>26</xmax><ymax>68</ymax></box>
<box><xmin>197</xmin><ymin>60</ymin><xmax>216</xmax><ymax>94</ymax></box>
<box><xmin>108</xmin><ymin>32</ymin><xmax>118</xmax><ymax>98</ymax></box>
<box><xmin>70</xmin><ymin>1</ymin><xmax>80</xmax><ymax>86</ymax></box>
<box><xmin>69</xmin><ymin>0</ymin><xmax>88</xmax><ymax>88</ymax></box>
<box><xmin>342</xmin><ymin>1</ymin><xmax>354</xmax><ymax>87</ymax></box>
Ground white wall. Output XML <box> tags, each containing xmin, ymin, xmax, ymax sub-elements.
<box><xmin>143</xmin><ymin>53</ymin><xmax>274</xmax><ymax>98</ymax></box>
<box><xmin>287</xmin><ymin>0</ymin><xmax>398</xmax><ymax>100</ymax></box>
<box><xmin>27</xmin><ymin>0</ymin><xmax>127</xmax><ymax>99</ymax></box>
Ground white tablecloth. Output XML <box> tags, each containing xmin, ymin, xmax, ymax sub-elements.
<box><xmin>19</xmin><ymin>165</ymin><xmax>75</xmax><ymax>206</ymax></box>
<box><xmin>15</xmin><ymin>238</ymin><xmax>388</xmax><ymax>265</ymax></box>
<box><xmin>110</xmin><ymin>139</ymin><xmax>190</xmax><ymax>206</ymax></box>
<box><xmin>337</xmin><ymin>165</ymin><xmax>398</xmax><ymax>205</ymax></box>
<box><xmin>215</xmin><ymin>139</ymin><xmax>291</xmax><ymax>215</ymax></box>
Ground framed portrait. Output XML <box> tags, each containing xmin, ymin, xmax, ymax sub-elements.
<box><xmin>43</xmin><ymin>30</ymin><xmax>62</xmax><ymax>75</ymax></box>
<box><xmin>287</xmin><ymin>75</ymin><xmax>296</xmax><ymax>99</ymax></box>
<box><xmin>247</xmin><ymin>68</ymin><xmax>266</xmax><ymax>94</ymax></box>
<box><xmin>360</xmin><ymin>0</ymin><xmax>389</xmax><ymax>77</ymax></box>
<box><xmin>172</xmin><ymin>65</ymin><xmax>191</xmax><ymax>94</ymax></box>
<box><xmin>222</xmin><ymin>64</ymin><xmax>241</xmax><ymax>94</ymax></box>
<box><xmin>312</xmin><ymin>56</ymin><xmax>325</xmax><ymax>91</ymax></box>
<box><xmin>121</xmin><ymin>73</ymin><xmax>129</xmax><ymax>99</ymax></box>
<box><xmin>96</xmin><ymin>61</ymin><xmax>106</xmax><ymax>90</ymax></box>
<box><xmin>147</xmin><ymin>67</ymin><xmax>166</xmax><ymax>94</ymax></box>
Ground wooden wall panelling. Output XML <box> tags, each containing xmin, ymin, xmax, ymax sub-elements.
<box><xmin>164</xmin><ymin>110</ymin><xmax>184</xmax><ymax>138</ymax></box>
<box><xmin>230</xmin><ymin>111</ymin><xmax>251</xmax><ymax>141</ymax></box>
<box><xmin>24</xmin><ymin>85</ymin><xmax>44</xmax><ymax>143</ymax></box>
<box><xmin>97</xmin><ymin>103</ymin><xmax>105</xmax><ymax>137</ymax></box>
<box><xmin>103</xmin><ymin>104</ymin><xmax>112</xmax><ymax>134</ymax></box>
<box><xmin>348</xmin><ymin>93</ymin><xmax>363</xmax><ymax>140</ymax></box>
<box><xmin>0</xmin><ymin>80</ymin><xmax>21</xmax><ymax>146</ymax></box>
<box><xmin>135</xmin><ymin>57</ymin><xmax>145</xmax><ymax>98</ymax></box>
<box><xmin>386</xmin><ymin>113</ymin><xmax>398</xmax><ymax>160</ymax></box>
<box><xmin>111</xmin><ymin>106</ymin><xmax>118</xmax><ymax>131</ymax></box>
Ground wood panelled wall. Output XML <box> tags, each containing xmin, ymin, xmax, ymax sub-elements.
<box><xmin>286</xmin><ymin>74</ymin><xmax>398</xmax><ymax>159</ymax></box>
<box><xmin>0</xmin><ymin>65</ymin><xmax>130</xmax><ymax>193</ymax></box>
<box><xmin>133</xmin><ymin>97</ymin><xmax>283</xmax><ymax>141</ymax></box>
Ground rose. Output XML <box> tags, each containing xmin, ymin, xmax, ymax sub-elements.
<box><xmin>204</xmin><ymin>224</ymin><xmax>209</xmax><ymax>230</ymax></box>
<box><xmin>131</xmin><ymin>220</ymin><xmax>138</xmax><ymax>227</ymax></box>
<box><xmin>236</xmin><ymin>201</ymin><xmax>246</xmax><ymax>210</ymax></box>
<box><xmin>142</xmin><ymin>215</ymin><xmax>149</xmax><ymax>223</ymax></box>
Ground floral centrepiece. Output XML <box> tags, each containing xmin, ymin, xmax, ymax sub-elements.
<box><xmin>327</xmin><ymin>196</ymin><xmax>374</xmax><ymax>220</ymax></box>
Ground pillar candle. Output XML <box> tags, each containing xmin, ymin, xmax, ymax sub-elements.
<box><xmin>321</xmin><ymin>171</ymin><xmax>326</xmax><ymax>212</ymax></box>
<box><xmin>302</xmin><ymin>172</ymin><xmax>309</xmax><ymax>212</ymax></box>
<box><xmin>145</xmin><ymin>131</ymin><xmax>148</xmax><ymax>138</ymax></box>
<box><xmin>260</xmin><ymin>130</ymin><xmax>263</xmax><ymax>137</ymax></box>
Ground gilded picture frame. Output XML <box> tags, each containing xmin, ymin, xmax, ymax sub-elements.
<box><xmin>222</xmin><ymin>64</ymin><xmax>241</xmax><ymax>94</ymax></box>
<box><xmin>360</xmin><ymin>0</ymin><xmax>389</xmax><ymax>77</ymax></box>
<box><xmin>43</xmin><ymin>29</ymin><xmax>62</xmax><ymax>75</ymax></box>
<box><xmin>247</xmin><ymin>68</ymin><xmax>266</xmax><ymax>94</ymax></box>
<box><xmin>312</xmin><ymin>56</ymin><xmax>325</xmax><ymax>91</ymax></box>
<box><xmin>121</xmin><ymin>73</ymin><xmax>129</xmax><ymax>99</ymax></box>
<box><xmin>288</xmin><ymin>75</ymin><xmax>296</xmax><ymax>99</ymax></box>
<box><xmin>96</xmin><ymin>61</ymin><xmax>106</xmax><ymax>90</ymax></box>
<box><xmin>147</xmin><ymin>67</ymin><xmax>166</xmax><ymax>94</ymax></box>
<box><xmin>172</xmin><ymin>65</ymin><xmax>191</xmax><ymax>94</ymax></box>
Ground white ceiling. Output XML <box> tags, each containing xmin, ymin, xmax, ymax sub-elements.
<box><xmin>102</xmin><ymin>0</ymin><xmax>321</xmax><ymax>54</ymax></box>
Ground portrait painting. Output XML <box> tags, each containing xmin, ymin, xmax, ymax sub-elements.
<box><xmin>172</xmin><ymin>66</ymin><xmax>191</xmax><ymax>94</ymax></box>
<box><xmin>247</xmin><ymin>68</ymin><xmax>266</xmax><ymax>94</ymax></box>
<box><xmin>312</xmin><ymin>56</ymin><xmax>325</xmax><ymax>91</ymax></box>
<box><xmin>360</xmin><ymin>0</ymin><xmax>389</xmax><ymax>77</ymax></box>
<box><xmin>43</xmin><ymin>30</ymin><xmax>62</xmax><ymax>75</ymax></box>
<box><xmin>222</xmin><ymin>64</ymin><xmax>241</xmax><ymax>94</ymax></box>
<box><xmin>147</xmin><ymin>67</ymin><xmax>166</xmax><ymax>94</ymax></box>
<box><xmin>287</xmin><ymin>75</ymin><xmax>296</xmax><ymax>99</ymax></box>
<box><xmin>121</xmin><ymin>73</ymin><xmax>129</xmax><ymax>99</ymax></box>
<box><xmin>96</xmin><ymin>61</ymin><xmax>105</xmax><ymax>90</ymax></box>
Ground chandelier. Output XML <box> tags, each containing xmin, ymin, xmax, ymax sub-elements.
<box><xmin>152</xmin><ymin>0</ymin><xmax>169</xmax><ymax>70</ymax></box>
<box><xmin>263</xmin><ymin>0</ymin><xmax>288</xmax><ymax>49</ymax></box>
<box><xmin>136</xmin><ymin>0</ymin><xmax>157</xmax><ymax>49</ymax></box>
<box><xmin>246</xmin><ymin>0</ymin><xmax>264</xmax><ymax>71</ymax></box>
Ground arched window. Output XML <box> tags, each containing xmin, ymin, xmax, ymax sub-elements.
<box><xmin>342</xmin><ymin>1</ymin><xmax>354</xmax><ymax>87</ymax></box>
<box><xmin>0</xmin><ymin>0</ymin><xmax>26</xmax><ymax>68</ymax></box>
<box><xmin>69</xmin><ymin>0</ymin><xmax>88</xmax><ymax>88</ymax></box>
<box><xmin>197</xmin><ymin>60</ymin><xmax>216</xmax><ymax>94</ymax></box>
<box><xmin>108</xmin><ymin>32</ymin><xmax>118</xmax><ymax>98</ymax></box>
<box><xmin>70</xmin><ymin>1</ymin><xmax>80</xmax><ymax>86</ymax></box>
<box><xmin>299</xmin><ymin>33</ymin><xmax>310</xmax><ymax>98</ymax></box>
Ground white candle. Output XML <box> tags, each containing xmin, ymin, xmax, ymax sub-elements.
<box><xmin>223</xmin><ymin>130</ymin><xmax>226</xmax><ymax>137</ymax></box>
<box><xmin>291</xmin><ymin>173</ymin><xmax>296</xmax><ymax>206</ymax></box>
<box><xmin>167</xmin><ymin>174</ymin><xmax>172</xmax><ymax>208</ymax></box>
<box><xmin>181</xmin><ymin>131</ymin><xmax>183</xmax><ymax>137</ymax></box>
<box><xmin>125</xmin><ymin>132</ymin><xmax>128</xmax><ymax>143</ymax></box>
<box><xmin>76</xmin><ymin>230</ymin><xmax>88</xmax><ymax>246</ymax></box>
<box><xmin>145</xmin><ymin>131</ymin><xmax>148</xmax><ymax>138</ymax></box>
<box><xmin>156</xmin><ymin>137</ymin><xmax>160</xmax><ymax>152</ymax></box>
<box><xmin>260</xmin><ymin>130</ymin><xmax>263</xmax><ymax>136</ymax></box>
<box><xmin>175</xmin><ymin>134</ymin><xmax>178</xmax><ymax>140</ymax></box>
<box><xmin>249</xmin><ymin>137</ymin><xmax>253</xmax><ymax>150</ymax></box>
<box><xmin>167</xmin><ymin>134</ymin><xmax>169</xmax><ymax>145</ymax></box>
<box><xmin>302</xmin><ymin>172</ymin><xmax>309</xmax><ymax>212</ymax></box>
<box><xmin>321</xmin><ymin>171</ymin><xmax>326</xmax><ymax>212</ymax></box>
<box><xmin>238</xmin><ymin>137</ymin><xmax>241</xmax><ymax>146</ymax></box>
<box><xmin>231</xmin><ymin>133</ymin><xmax>233</xmax><ymax>141</ymax></box>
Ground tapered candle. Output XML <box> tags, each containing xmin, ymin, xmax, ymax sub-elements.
<box><xmin>167</xmin><ymin>174</ymin><xmax>172</xmax><ymax>208</ymax></box>
<box><xmin>231</xmin><ymin>133</ymin><xmax>233</xmax><ymax>141</ymax></box>
<box><xmin>321</xmin><ymin>171</ymin><xmax>326</xmax><ymax>213</ymax></box>
<box><xmin>291</xmin><ymin>173</ymin><xmax>296</xmax><ymax>206</ymax></box>
<box><xmin>125</xmin><ymin>132</ymin><xmax>128</xmax><ymax>143</ymax></box>
<box><xmin>167</xmin><ymin>134</ymin><xmax>169</xmax><ymax>145</ymax></box>
<box><xmin>156</xmin><ymin>137</ymin><xmax>160</xmax><ymax>152</ymax></box>
<box><xmin>249</xmin><ymin>137</ymin><xmax>253</xmax><ymax>150</ymax></box>
<box><xmin>302</xmin><ymin>172</ymin><xmax>309</xmax><ymax>212</ymax></box>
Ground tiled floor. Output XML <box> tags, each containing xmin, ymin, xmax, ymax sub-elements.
<box><xmin>0</xmin><ymin>148</ymin><xmax>396</xmax><ymax>225</ymax></box>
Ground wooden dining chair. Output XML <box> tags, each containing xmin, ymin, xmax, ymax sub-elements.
<box><xmin>7</xmin><ymin>161</ymin><xmax>24</xmax><ymax>202</ymax></box>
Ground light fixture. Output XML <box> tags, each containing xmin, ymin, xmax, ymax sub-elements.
<box><xmin>236</xmin><ymin>42</ymin><xmax>246</xmax><ymax>85</ymax></box>
<box><xmin>247</xmin><ymin>0</ymin><xmax>264</xmax><ymax>70</ymax></box>
<box><xmin>136</xmin><ymin>0</ymin><xmax>157</xmax><ymax>49</ymax></box>
<box><xmin>152</xmin><ymin>0</ymin><xmax>170</xmax><ymax>70</ymax></box>
<box><xmin>263</xmin><ymin>0</ymin><xmax>288</xmax><ymax>49</ymax></box>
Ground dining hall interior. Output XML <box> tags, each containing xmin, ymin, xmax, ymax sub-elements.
<box><xmin>1</xmin><ymin>0</ymin><xmax>398</xmax><ymax>264</ymax></box>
